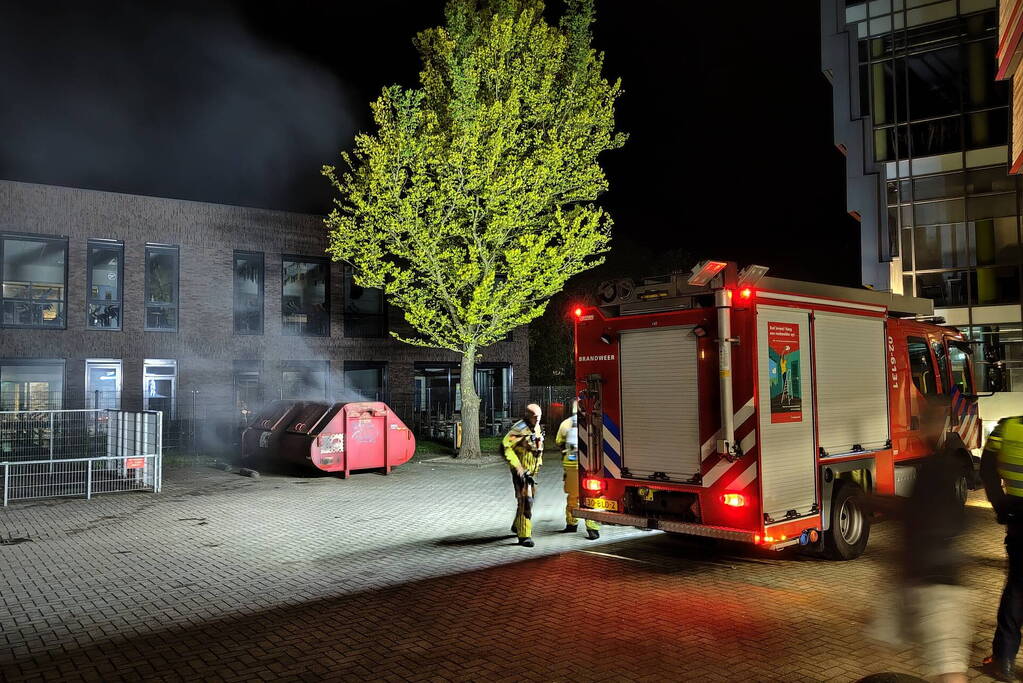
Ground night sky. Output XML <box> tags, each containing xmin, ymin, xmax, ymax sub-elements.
<box><xmin>0</xmin><ymin>1</ymin><xmax>860</xmax><ymax>286</ymax></box>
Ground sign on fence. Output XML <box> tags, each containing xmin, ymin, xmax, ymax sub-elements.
<box><xmin>125</xmin><ymin>457</ymin><xmax>145</xmax><ymax>469</ymax></box>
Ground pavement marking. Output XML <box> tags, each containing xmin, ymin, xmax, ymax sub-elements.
<box><xmin>579</xmin><ymin>549</ymin><xmax>660</xmax><ymax>565</ymax></box>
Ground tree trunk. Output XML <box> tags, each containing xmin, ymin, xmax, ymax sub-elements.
<box><xmin>458</xmin><ymin>347</ymin><xmax>482</xmax><ymax>459</ymax></box>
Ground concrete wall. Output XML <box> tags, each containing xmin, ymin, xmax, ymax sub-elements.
<box><xmin>819</xmin><ymin>0</ymin><xmax>891</xmax><ymax>291</ymax></box>
<box><xmin>0</xmin><ymin>180</ymin><xmax>529</xmax><ymax>416</ymax></box>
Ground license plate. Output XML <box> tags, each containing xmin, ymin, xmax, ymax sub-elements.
<box><xmin>585</xmin><ymin>497</ymin><xmax>618</xmax><ymax>511</ymax></box>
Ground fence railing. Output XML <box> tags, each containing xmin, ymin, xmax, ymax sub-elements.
<box><xmin>1</xmin><ymin>387</ymin><xmax>579</xmax><ymax>461</ymax></box>
<box><xmin>0</xmin><ymin>409</ymin><xmax>162</xmax><ymax>506</ymax></box>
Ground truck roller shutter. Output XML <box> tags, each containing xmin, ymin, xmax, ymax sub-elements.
<box><xmin>813</xmin><ymin>312</ymin><xmax>890</xmax><ymax>455</ymax></box>
<box><xmin>619</xmin><ymin>326</ymin><xmax>701</xmax><ymax>480</ymax></box>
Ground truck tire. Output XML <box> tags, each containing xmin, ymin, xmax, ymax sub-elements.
<box><xmin>823</xmin><ymin>482</ymin><xmax>870</xmax><ymax>560</ymax></box>
<box><xmin>953</xmin><ymin>454</ymin><xmax>971</xmax><ymax>507</ymax></box>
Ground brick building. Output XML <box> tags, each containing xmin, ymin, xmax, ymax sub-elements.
<box><xmin>0</xmin><ymin>179</ymin><xmax>528</xmax><ymax>437</ymax></box>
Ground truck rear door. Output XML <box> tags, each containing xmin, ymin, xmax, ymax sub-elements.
<box><xmin>756</xmin><ymin>306</ymin><xmax>818</xmax><ymax>522</ymax></box>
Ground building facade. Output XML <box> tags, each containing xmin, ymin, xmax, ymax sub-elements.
<box><xmin>821</xmin><ymin>0</ymin><xmax>1023</xmax><ymax>390</ymax></box>
<box><xmin>0</xmin><ymin>180</ymin><xmax>528</xmax><ymax>439</ymax></box>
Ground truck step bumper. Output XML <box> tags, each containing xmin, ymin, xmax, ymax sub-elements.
<box><xmin>572</xmin><ymin>508</ymin><xmax>757</xmax><ymax>543</ymax></box>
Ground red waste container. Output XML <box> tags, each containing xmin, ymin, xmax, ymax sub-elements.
<box><xmin>241</xmin><ymin>401</ymin><xmax>415</xmax><ymax>477</ymax></box>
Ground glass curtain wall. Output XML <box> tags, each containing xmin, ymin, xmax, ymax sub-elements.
<box><xmin>846</xmin><ymin>0</ymin><xmax>1023</xmax><ymax>389</ymax></box>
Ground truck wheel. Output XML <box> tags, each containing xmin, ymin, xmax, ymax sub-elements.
<box><xmin>953</xmin><ymin>458</ymin><xmax>970</xmax><ymax>507</ymax></box>
<box><xmin>823</xmin><ymin>482</ymin><xmax>870</xmax><ymax>561</ymax></box>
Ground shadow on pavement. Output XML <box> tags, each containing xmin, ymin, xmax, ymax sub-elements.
<box><xmin>0</xmin><ymin>542</ymin><xmax>890</xmax><ymax>682</ymax></box>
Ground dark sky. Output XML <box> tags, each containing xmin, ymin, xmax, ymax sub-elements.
<box><xmin>0</xmin><ymin>1</ymin><xmax>860</xmax><ymax>286</ymax></box>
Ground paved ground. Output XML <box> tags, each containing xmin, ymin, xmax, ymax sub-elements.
<box><xmin>0</xmin><ymin>458</ymin><xmax>1016</xmax><ymax>682</ymax></box>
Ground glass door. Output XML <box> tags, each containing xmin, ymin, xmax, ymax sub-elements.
<box><xmin>143</xmin><ymin>359</ymin><xmax>176</xmax><ymax>418</ymax></box>
<box><xmin>86</xmin><ymin>360</ymin><xmax>122</xmax><ymax>410</ymax></box>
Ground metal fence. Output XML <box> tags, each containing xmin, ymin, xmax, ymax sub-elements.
<box><xmin>0</xmin><ymin>409</ymin><xmax>162</xmax><ymax>506</ymax></box>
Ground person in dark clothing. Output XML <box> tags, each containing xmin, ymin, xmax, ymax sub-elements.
<box><xmin>899</xmin><ymin>399</ymin><xmax>971</xmax><ymax>683</ymax></box>
<box><xmin>982</xmin><ymin>416</ymin><xmax>1023</xmax><ymax>682</ymax></box>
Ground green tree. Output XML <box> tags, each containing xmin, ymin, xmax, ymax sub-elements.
<box><xmin>324</xmin><ymin>0</ymin><xmax>625</xmax><ymax>457</ymax></box>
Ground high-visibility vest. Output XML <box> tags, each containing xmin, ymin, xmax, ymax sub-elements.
<box><xmin>996</xmin><ymin>418</ymin><xmax>1023</xmax><ymax>497</ymax></box>
<box><xmin>558</xmin><ymin>415</ymin><xmax>578</xmax><ymax>467</ymax></box>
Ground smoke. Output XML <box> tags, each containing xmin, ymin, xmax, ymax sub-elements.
<box><xmin>0</xmin><ymin>0</ymin><xmax>354</xmax><ymax>213</ymax></box>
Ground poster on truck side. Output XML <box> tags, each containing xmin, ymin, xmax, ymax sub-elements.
<box><xmin>767</xmin><ymin>322</ymin><xmax>802</xmax><ymax>423</ymax></box>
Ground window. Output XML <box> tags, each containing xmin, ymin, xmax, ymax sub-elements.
<box><xmin>909</xmin><ymin>116</ymin><xmax>962</xmax><ymax>158</ymax></box>
<box><xmin>913</xmin><ymin>172</ymin><xmax>964</xmax><ymax>201</ymax></box>
<box><xmin>233</xmin><ymin>251</ymin><xmax>264</xmax><ymax>334</ymax></box>
<box><xmin>1</xmin><ymin>234</ymin><xmax>67</xmax><ymax>329</ymax></box>
<box><xmin>145</xmin><ymin>245</ymin><xmax>179</xmax><ymax>331</ymax></box>
<box><xmin>143</xmin><ymin>359</ymin><xmax>176</xmax><ymax>418</ymax></box>
<box><xmin>966</xmin><ymin>167</ymin><xmax>1016</xmax><ymax>195</ymax></box>
<box><xmin>911</xmin><ymin>199</ymin><xmax>966</xmax><ymax>227</ymax></box>
<box><xmin>85</xmin><ymin>359</ymin><xmax>121</xmax><ymax>410</ymax></box>
<box><xmin>973</xmin><ymin>266</ymin><xmax>1021</xmax><ymax>306</ymax></box>
<box><xmin>905</xmin><ymin>46</ymin><xmax>961</xmax><ymax>121</ymax></box>
<box><xmin>913</xmin><ymin>223</ymin><xmax>968</xmax><ymax>270</ymax></box>
<box><xmin>282</xmin><ymin>361</ymin><xmax>328</xmax><ymax>400</ymax></box>
<box><xmin>476</xmin><ymin>364</ymin><xmax>512</xmax><ymax>423</ymax></box>
<box><xmin>966</xmin><ymin>109</ymin><xmax>1009</xmax><ymax>149</ymax></box>
<box><xmin>972</xmin><ymin>218</ymin><xmax>1020</xmax><ymax>266</ymax></box>
<box><xmin>87</xmin><ymin>240</ymin><xmax>123</xmax><ymax>330</ymax></box>
<box><xmin>414</xmin><ymin>364</ymin><xmax>459</xmax><ymax>416</ymax></box>
<box><xmin>344</xmin><ymin>267</ymin><xmax>385</xmax><ymax>338</ymax></box>
<box><xmin>0</xmin><ymin>359</ymin><xmax>64</xmax><ymax>410</ymax></box>
<box><xmin>234</xmin><ymin>360</ymin><xmax>263</xmax><ymax>425</ymax></box>
<box><xmin>282</xmin><ymin>257</ymin><xmax>329</xmax><ymax>336</ymax></box>
<box><xmin>907</xmin><ymin>337</ymin><xmax>937</xmax><ymax>396</ymax></box>
<box><xmin>343</xmin><ymin>361</ymin><xmax>386</xmax><ymax>401</ymax></box>
<box><xmin>915</xmin><ymin>270</ymin><xmax>969</xmax><ymax>307</ymax></box>
<box><xmin>948</xmin><ymin>343</ymin><xmax>973</xmax><ymax>393</ymax></box>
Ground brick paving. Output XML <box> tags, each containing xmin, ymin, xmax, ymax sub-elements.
<box><xmin>0</xmin><ymin>460</ymin><xmax>1015</xmax><ymax>682</ymax></box>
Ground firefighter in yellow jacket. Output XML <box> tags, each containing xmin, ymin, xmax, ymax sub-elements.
<box><xmin>982</xmin><ymin>416</ymin><xmax>1023</xmax><ymax>680</ymax></box>
<box><xmin>556</xmin><ymin>399</ymin><xmax>600</xmax><ymax>540</ymax></box>
<box><xmin>503</xmin><ymin>403</ymin><xmax>544</xmax><ymax>547</ymax></box>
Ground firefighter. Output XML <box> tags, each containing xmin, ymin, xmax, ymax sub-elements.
<box><xmin>503</xmin><ymin>403</ymin><xmax>544</xmax><ymax>547</ymax></box>
<box><xmin>983</xmin><ymin>415</ymin><xmax>1023</xmax><ymax>682</ymax></box>
<box><xmin>556</xmin><ymin>399</ymin><xmax>599</xmax><ymax>540</ymax></box>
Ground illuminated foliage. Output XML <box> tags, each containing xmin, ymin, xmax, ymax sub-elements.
<box><xmin>324</xmin><ymin>0</ymin><xmax>624</xmax><ymax>456</ymax></box>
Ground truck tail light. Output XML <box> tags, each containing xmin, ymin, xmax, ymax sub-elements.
<box><xmin>721</xmin><ymin>493</ymin><xmax>746</xmax><ymax>507</ymax></box>
<box><xmin>574</xmin><ymin>307</ymin><xmax>583</xmax><ymax>317</ymax></box>
<box><xmin>739</xmin><ymin>287</ymin><xmax>752</xmax><ymax>299</ymax></box>
<box><xmin>582</xmin><ymin>476</ymin><xmax>604</xmax><ymax>493</ymax></box>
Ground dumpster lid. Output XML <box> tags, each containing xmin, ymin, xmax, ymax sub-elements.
<box><xmin>250</xmin><ymin>401</ymin><xmax>294</xmax><ymax>431</ymax></box>
<box><xmin>282</xmin><ymin>402</ymin><xmax>337</xmax><ymax>435</ymax></box>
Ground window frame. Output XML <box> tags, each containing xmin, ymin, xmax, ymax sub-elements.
<box><xmin>86</xmin><ymin>239</ymin><xmax>124</xmax><ymax>331</ymax></box>
<box><xmin>1</xmin><ymin>232</ymin><xmax>69</xmax><ymax>330</ymax></box>
<box><xmin>233</xmin><ymin>250</ymin><xmax>265</xmax><ymax>335</ymax></box>
<box><xmin>144</xmin><ymin>244</ymin><xmax>180</xmax><ymax>333</ymax></box>
<box><xmin>281</xmin><ymin>255</ymin><xmax>331</xmax><ymax>337</ymax></box>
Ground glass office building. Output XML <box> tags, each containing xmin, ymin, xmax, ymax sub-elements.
<box><xmin>823</xmin><ymin>0</ymin><xmax>1023</xmax><ymax>390</ymax></box>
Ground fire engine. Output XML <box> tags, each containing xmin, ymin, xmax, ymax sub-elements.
<box><xmin>571</xmin><ymin>260</ymin><xmax>981</xmax><ymax>560</ymax></box>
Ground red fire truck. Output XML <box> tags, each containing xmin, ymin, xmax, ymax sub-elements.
<box><xmin>571</xmin><ymin>261</ymin><xmax>981</xmax><ymax>560</ymax></box>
